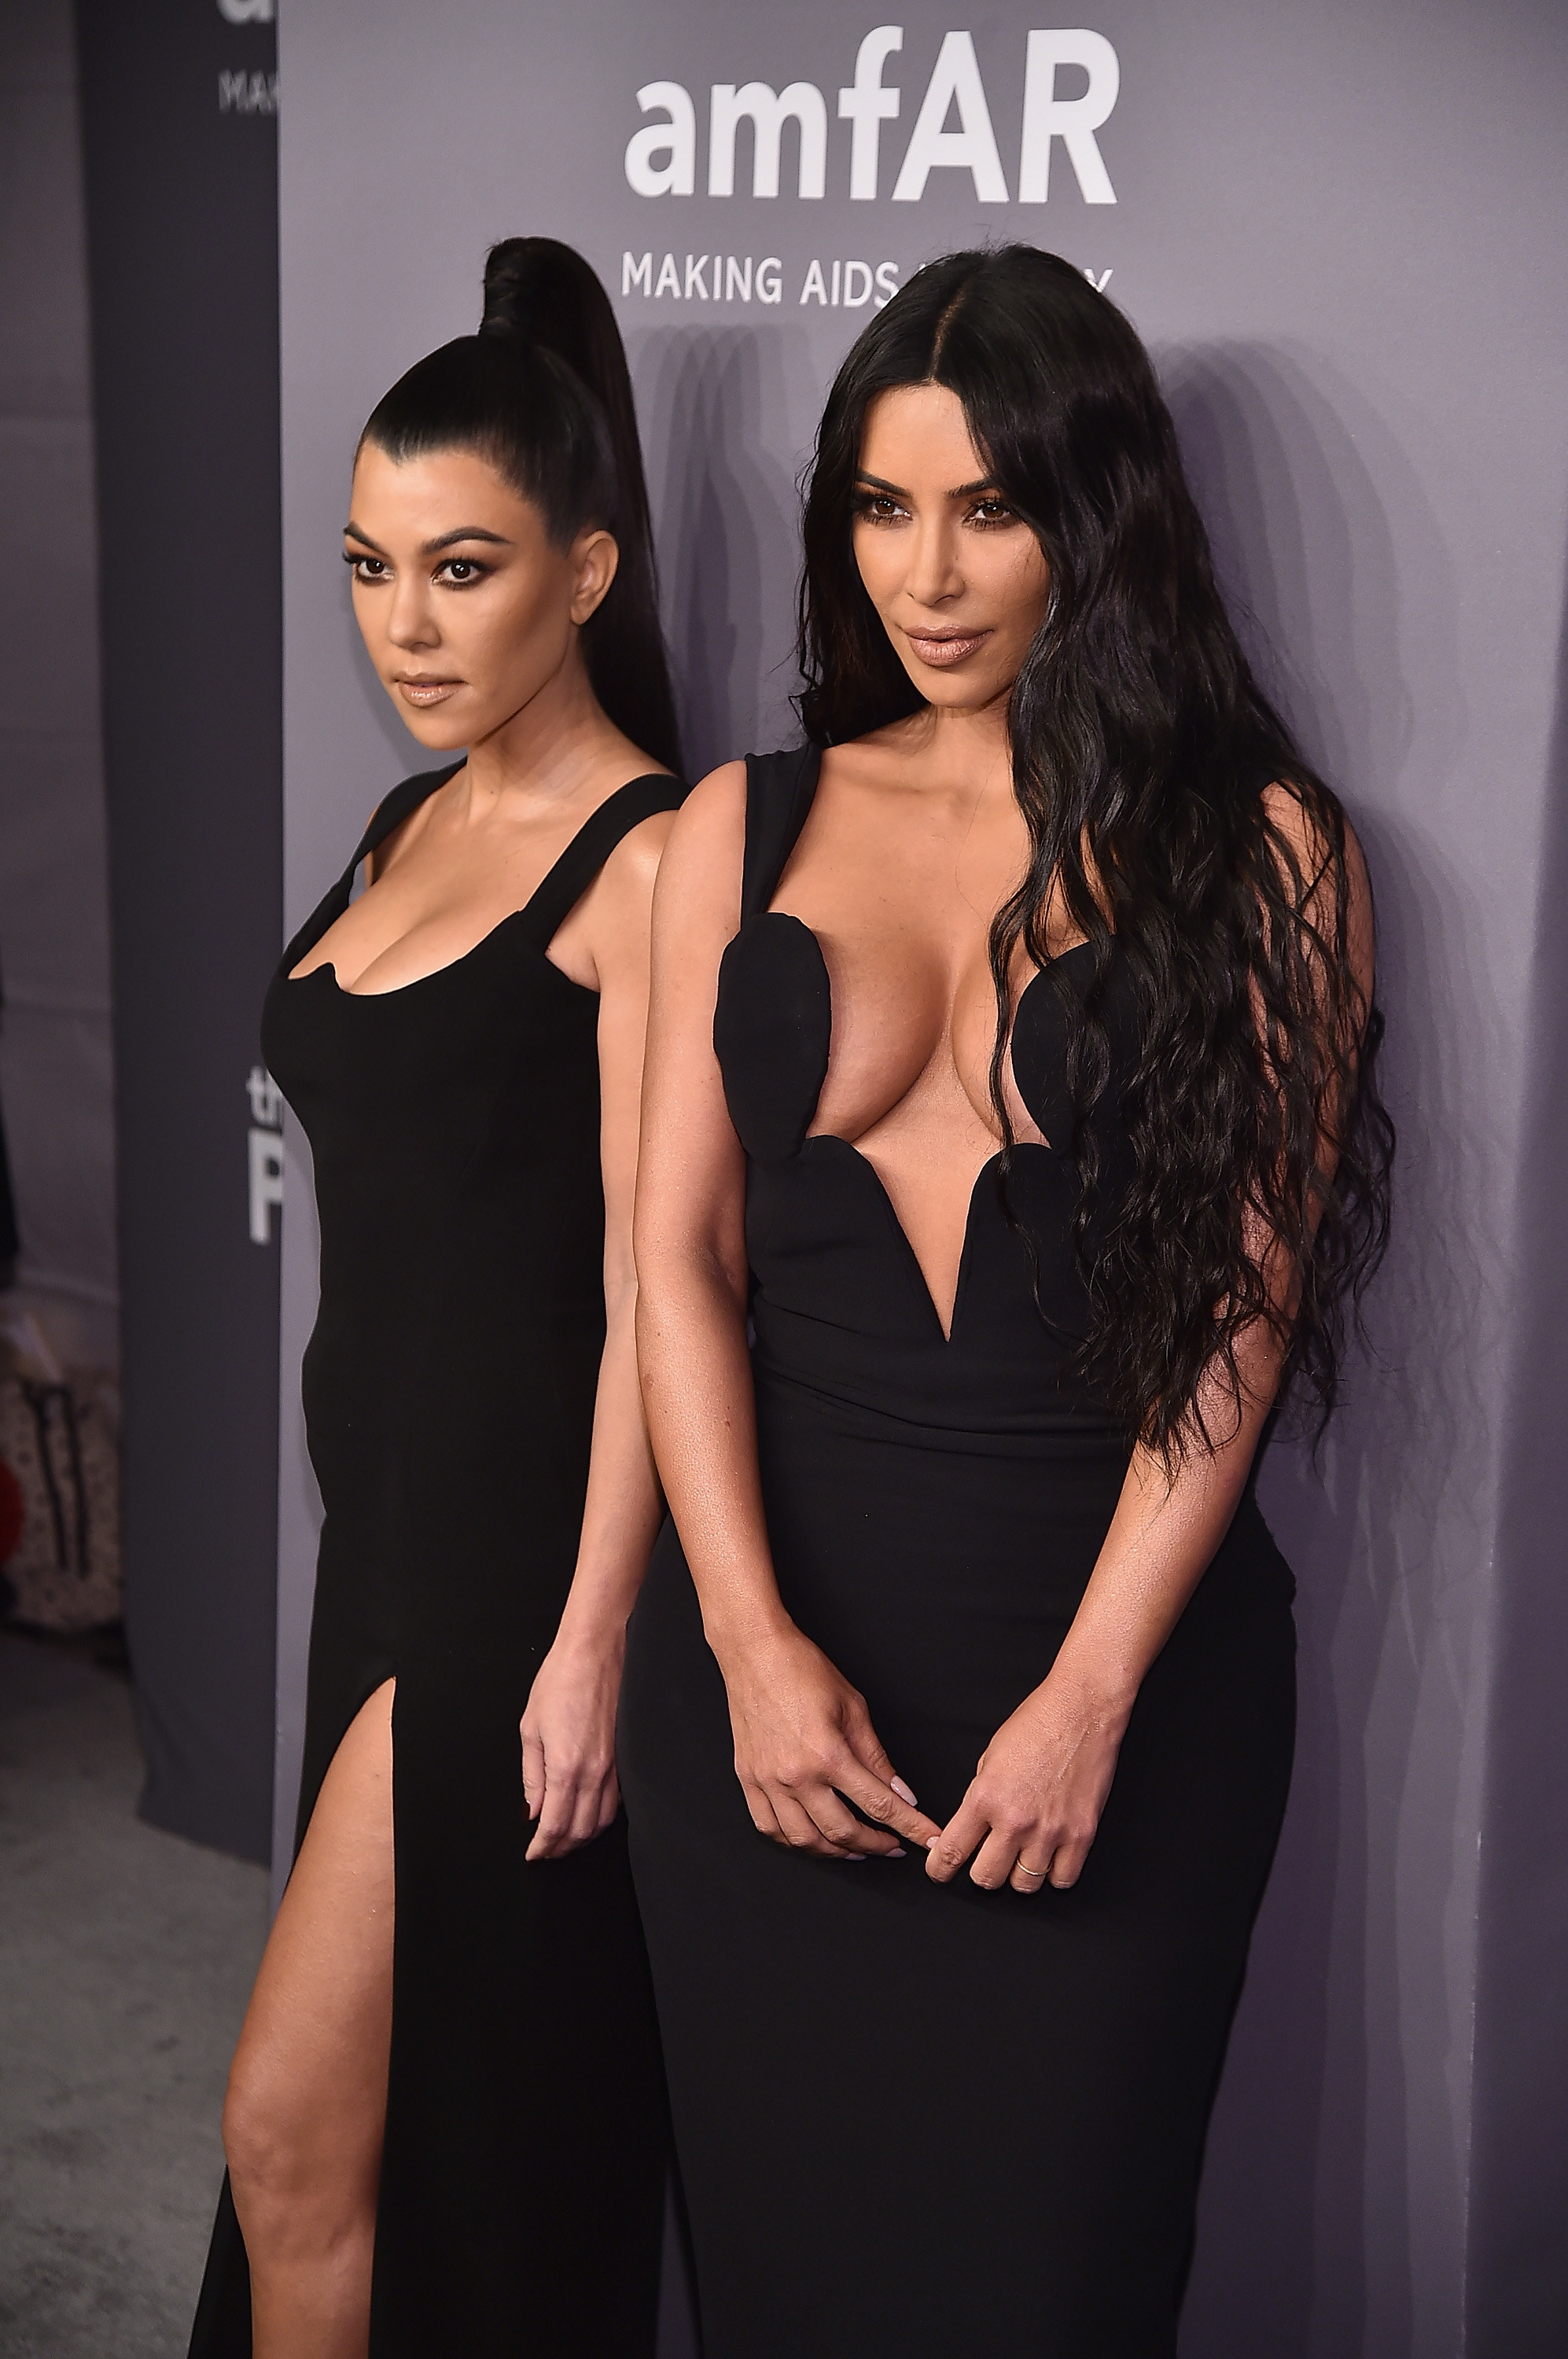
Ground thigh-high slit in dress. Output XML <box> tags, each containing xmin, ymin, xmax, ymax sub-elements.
<box><xmin>617</xmin><ymin>746</ymin><xmax>1297</xmax><ymax>2359</ymax></box>
<box><xmin>189</xmin><ymin>764</ymin><xmax>683</xmax><ymax>2358</ymax></box>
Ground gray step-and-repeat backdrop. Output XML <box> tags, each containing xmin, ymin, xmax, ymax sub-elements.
<box><xmin>272</xmin><ymin>5</ymin><xmax>1568</xmax><ymax>2350</ymax></box>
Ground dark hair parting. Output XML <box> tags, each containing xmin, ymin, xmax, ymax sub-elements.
<box><xmin>797</xmin><ymin>245</ymin><xmax>1393</xmax><ymax>1459</ymax></box>
<box><xmin>361</xmin><ymin>237</ymin><xmax>680</xmax><ymax>775</ymax></box>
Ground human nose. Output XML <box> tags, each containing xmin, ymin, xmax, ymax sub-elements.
<box><xmin>902</xmin><ymin>511</ymin><xmax>965</xmax><ymax>610</ymax></box>
<box><xmin>385</xmin><ymin>572</ymin><xmax>439</xmax><ymax>652</ymax></box>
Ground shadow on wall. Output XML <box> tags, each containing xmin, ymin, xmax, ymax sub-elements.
<box><xmin>1166</xmin><ymin>346</ymin><xmax>1491</xmax><ymax>2357</ymax></box>
<box><xmin>1467</xmin><ymin>575</ymin><xmax>1568</xmax><ymax>2352</ymax></box>
<box><xmin>634</xmin><ymin>324</ymin><xmax>809</xmax><ymax>777</ymax></box>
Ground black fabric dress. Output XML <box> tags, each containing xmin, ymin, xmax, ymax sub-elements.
<box><xmin>617</xmin><ymin>747</ymin><xmax>1297</xmax><ymax>2359</ymax></box>
<box><xmin>190</xmin><ymin>764</ymin><xmax>684</xmax><ymax>2358</ymax></box>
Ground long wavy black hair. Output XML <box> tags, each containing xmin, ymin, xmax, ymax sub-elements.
<box><xmin>798</xmin><ymin>246</ymin><xmax>1391</xmax><ymax>1457</ymax></box>
<box><xmin>360</xmin><ymin>236</ymin><xmax>681</xmax><ymax>775</ymax></box>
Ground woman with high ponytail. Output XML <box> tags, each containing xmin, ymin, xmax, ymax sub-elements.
<box><xmin>190</xmin><ymin>240</ymin><xmax>683</xmax><ymax>2357</ymax></box>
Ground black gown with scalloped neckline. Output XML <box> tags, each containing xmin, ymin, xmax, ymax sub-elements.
<box><xmin>617</xmin><ymin>745</ymin><xmax>1296</xmax><ymax>2358</ymax></box>
<box><xmin>190</xmin><ymin>763</ymin><xmax>684</xmax><ymax>2358</ymax></box>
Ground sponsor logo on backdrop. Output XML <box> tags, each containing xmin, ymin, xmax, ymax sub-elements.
<box><xmin>219</xmin><ymin>69</ymin><xmax>278</xmax><ymax>114</ymax></box>
<box><xmin>626</xmin><ymin>26</ymin><xmax>1119</xmax><ymax>206</ymax></box>
<box><xmin>216</xmin><ymin>0</ymin><xmax>277</xmax><ymax>112</ymax></box>
<box><xmin>247</xmin><ymin>1067</ymin><xmax>284</xmax><ymax>1246</ymax></box>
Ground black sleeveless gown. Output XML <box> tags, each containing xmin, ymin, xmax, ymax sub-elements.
<box><xmin>617</xmin><ymin>748</ymin><xmax>1297</xmax><ymax>2358</ymax></box>
<box><xmin>190</xmin><ymin>764</ymin><xmax>684</xmax><ymax>2357</ymax></box>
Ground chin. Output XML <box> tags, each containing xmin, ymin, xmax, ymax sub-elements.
<box><xmin>905</xmin><ymin>664</ymin><xmax>1010</xmax><ymax>713</ymax></box>
<box><xmin>395</xmin><ymin>705</ymin><xmax>472</xmax><ymax>754</ymax></box>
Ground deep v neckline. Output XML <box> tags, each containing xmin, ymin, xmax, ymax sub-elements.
<box><xmin>729</xmin><ymin>746</ymin><xmax>1101</xmax><ymax>1345</ymax></box>
<box><xmin>762</xmin><ymin>911</ymin><xmax>1085</xmax><ymax>1344</ymax></box>
<box><xmin>809</xmin><ymin>1128</ymin><xmax>1021</xmax><ymax>1345</ymax></box>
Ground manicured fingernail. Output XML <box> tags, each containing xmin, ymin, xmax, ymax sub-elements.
<box><xmin>884</xmin><ymin>1846</ymin><xmax>907</xmax><ymax>1860</ymax></box>
<box><xmin>890</xmin><ymin>1777</ymin><xmax>918</xmax><ymax>1805</ymax></box>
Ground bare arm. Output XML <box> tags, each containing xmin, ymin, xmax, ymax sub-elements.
<box><xmin>925</xmin><ymin>1328</ymin><xmax>1283</xmax><ymax>1892</ymax></box>
<box><xmin>929</xmin><ymin>796</ymin><xmax>1375</xmax><ymax>1892</ymax></box>
<box><xmin>521</xmin><ymin>809</ymin><xmax>674</xmax><ymax>1860</ymax></box>
<box><xmin>634</xmin><ymin>767</ymin><xmax>940</xmax><ymax>1860</ymax></box>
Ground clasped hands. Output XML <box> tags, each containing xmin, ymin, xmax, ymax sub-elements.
<box><xmin>719</xmin><ymin>1621</ymin><xmax>1128</xmax><ymax>1894</ymax></box>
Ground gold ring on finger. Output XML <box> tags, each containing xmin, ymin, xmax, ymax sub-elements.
<box><xmin>1015</xmin><ymin>1860</ymin><xmax>1048</xmax><ymax>1881</ymax></box>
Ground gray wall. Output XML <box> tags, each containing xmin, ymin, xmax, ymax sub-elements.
<box><xmin>274</xmin><ymin>3</ymin><xmax>1568</xmax><ymax>2348</ymax></box>
<box><xmin>0</xmin><ymin>0</ymin><xmax>117</xmax><ymax>1370</ymax></box>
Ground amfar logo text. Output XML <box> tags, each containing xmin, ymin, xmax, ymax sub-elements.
<box><xmin>626</xmin><ymin>26</ymin><xmax>1118</xmax><ymax>206</ymax></box>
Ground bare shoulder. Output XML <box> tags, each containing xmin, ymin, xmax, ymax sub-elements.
<box><xmin>1262</xmin><ymin>777</ymin><xmax>1368</xmax><ymax>892</ymax></box>
<box><xmin>1262</xmin><ymin>776</ymin><xmax>1331</xmax><ymax>854</ymax></box>
<box><xmin>1261</xmin><ymin>777</ymin><xmax>1374</xmax><ymax>989</ymax></box>
<box><xmin>655</xmin><ymin>760</ymin><xmax>748</xmax><ymax>930</ymax></box>
<box><xmin>668</xmin><ymin>760</ymin><xmax>747</xmax><ymax>852</ymax></box>
<box><xmin>574</xmin><ymin>788</ymin><xmax>683</xmax><ymax>982</ymax></box>
<box><xmin>594</xmin><ymin>797</ymin><xmax>679</xmax><ymax>908</ymax></box>
<box><xmin>586</xmin><ymin>764</ymin><xmax>748</xmax><ymax>970</ymax></box>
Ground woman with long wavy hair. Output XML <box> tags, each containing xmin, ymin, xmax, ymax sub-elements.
<box><xmin>189</xmin><ymin>239</ymin><xmax>683</xmax><ymax>2357</ymax></box>
<box><xmin>619</xmin><ymin>246</ymin><xmax>1389</xmax><ymax>2354</ymax></box>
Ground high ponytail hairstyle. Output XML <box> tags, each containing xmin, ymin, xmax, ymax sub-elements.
<box><xmin>360</xmin><ymin>237</ymin><xmax>681</xmax><ymax>775</ymax></box>
<box><xmin>798</xmin><ymin>246</ymin><xmax>1393</xmax><ymax>1459</ymax></box>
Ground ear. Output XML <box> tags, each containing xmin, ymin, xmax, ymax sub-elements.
<box><xmin>569</xmin><ymin>528</ymin><xmax>620</xmax><ymax>626</ymax></box>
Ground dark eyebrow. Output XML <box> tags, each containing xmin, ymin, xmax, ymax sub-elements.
<box><xmin>341</xmin><ymin>522</ymin><xmax>514</xmax><ymax>554</ymax></box>
<box><xmin>853</xmin><ymin>472</ymin><xmax>1003</xmax><ymax>502</ymax></box>
<box><xmin>419</xmin><ymin>526</ymin><xmax>513</xmax><ymax>553</ymax></box>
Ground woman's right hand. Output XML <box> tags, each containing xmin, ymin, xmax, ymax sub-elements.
<box><xmin>717</xmin><ymin>1621</ymin><xmax>941</xmax><ymax>1859</ymax></box>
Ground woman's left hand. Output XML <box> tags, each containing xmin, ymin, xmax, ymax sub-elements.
<box><xmin>520</xmin><ymin>1628</ymin><xmax>626</xmax><ymax>1861</ymax></box>
<box><xmin>925</xmin><ymin>1666</ymin><xmax>1132</xmax><ymax>1893</ymax></box>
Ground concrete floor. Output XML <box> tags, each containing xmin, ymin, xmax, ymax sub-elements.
<box><xmin>0</xmin><ymin>1630</ymin><xmax>268</xmax><ymax>2357</ymax></box>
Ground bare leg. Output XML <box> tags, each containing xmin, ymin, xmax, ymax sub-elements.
<box><xmin>223</xmin><ymin>1679</ymin><xmax>396</xmax><ymax>2358</ymax></box>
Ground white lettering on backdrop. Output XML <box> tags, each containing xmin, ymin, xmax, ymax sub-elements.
<box><xmin>627</xmin><ymin>27</ymin><xmax>1120</xmax><ymax>205</ymax></box>
<box><xmin>839</xmin><ymin>28</ymin><xmax>904</xmax><ymax>201</ymax></box>
<box><xmin>246</xmin><ymin>1066</ymin><xmax>284</xmax><ymax>1246</ymax></box>
<box><xmin>890</xmin><ymin>31</ymin><xmax>1007</xmax><ymax>202</ymax></box>
<box><xmin>620</xmin><ymin>254</ymin><xmax>1111</xmax><ymax>307</ymax></box>
<box><xmin>710</xmin><ymin>83</ymin><xmax>830</xmax><ymax>199</ymax></box>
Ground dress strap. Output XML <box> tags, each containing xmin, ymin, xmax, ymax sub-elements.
<box><xmin>517</xmin><ymin>773</ymin><xmax>686</xmax><ymax>950</ymax></box>
<box><xmin>347</xmin><ymin>762</ymin><xmax>466</xmax><ymax>880</ymax></box>
<box><xmin>741</xmin><ymin>745</ymin><xmax>822</xmax><ymax>918</ymax></box>
<box><xmin>278</xmin><ymin>764</ymin><xmax>466</xmax><ymax>978</ymax></box>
